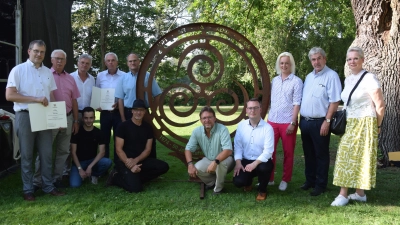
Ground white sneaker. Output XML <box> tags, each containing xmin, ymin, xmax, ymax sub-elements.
<box><xmin>331</xmin><ymin>195</ymin><xmax>349</xmax><ymax>206</ymax></box>
<box><xmin>348</xmin><ymin>193</ymin><xmax>367</xmax><ymax>202</ymax></box>
<box><xmin>278</xmin><ymin>181</ymin><xmax>287</xmax><ymax>191</ymax></box>
<box><xmin>91</xmin><ymin>176</ymin><xmax>98</xmax><ymax>185</ymax></box>
<box><xmin>268</xmin><ymin>181</ymin><xmax>274</xmax><ymax>186</ymax></box>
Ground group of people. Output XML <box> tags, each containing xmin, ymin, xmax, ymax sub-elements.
<box><xmin>5</xmin><ymin>40</ymin><xmax>169</xmax><ymax>201</ymax></box>
<box><xmin>6</xmin><ymin>40</ymin><xmax>384</xmax><ymax>206</ymax></box>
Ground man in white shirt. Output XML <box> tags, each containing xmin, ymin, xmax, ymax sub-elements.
<box><xmin>5</xmin><ymin>40</ymin><xmax>65</xmax><ymax>201</ymax></box>
<box><xmin>233</xmin><ymin>98</ymin><xmax>274</xmax><ymax>201</ymax></box>
<box><xmin>95</xmin><ymin>52</ymin><xmax>125</xmax><ymax>160</ymax></box>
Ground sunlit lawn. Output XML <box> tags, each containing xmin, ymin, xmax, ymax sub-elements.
<box><xmin>0</xmin><ymin>106</ymin><xmax>400</xmax><ymax>224</ymax></box>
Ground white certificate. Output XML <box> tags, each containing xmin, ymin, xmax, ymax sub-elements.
<box><xmin>28</xmin><ymin>101</ymin><xmax>68</xmax><ymax>132</ymax></box>
<box><xmin>90</xmin><ymin>87</ymin><xmax>115</xmax><ymax>110</ymax></box>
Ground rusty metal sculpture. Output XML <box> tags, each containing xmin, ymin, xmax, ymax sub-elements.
<box><xmin>137</xmin><ymin>23</ymin><xmax>270</xmax><ymax>165</ymax></box>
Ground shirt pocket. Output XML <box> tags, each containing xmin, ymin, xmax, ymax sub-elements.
<box><xmin>312</xmin><ymin>85</ymin><xmax>326</xmax><ymax>98</ymax></box>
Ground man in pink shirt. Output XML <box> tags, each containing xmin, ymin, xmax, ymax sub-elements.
<box><xmin>34</xmin><ymin>49</ymin><xmax>80</xmax><ymax>189</ymax></box>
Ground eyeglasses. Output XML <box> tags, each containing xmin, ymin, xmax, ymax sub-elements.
<box><xmin>346</xmin><ymin>57</ymin><xmax>359</xmax><ymax>62</ymax></box>
<box><xmin>52</xmin><ymin>57</ymin><xmax>65</xmax><ymax>61</ymax></box>
<box><xmin>201</xmin><ymin>116</ymin><xmax>214</xmax><ymax>121</ymax></box>
<box><xmin>246</xmin><ymin>106</ymin><xmax>260</xmax><ymax>111</ymax></box>
<box><xmin>31</xmin><ymin>49</ymin><xmax>45</xmax><ymax>55</ymax></box>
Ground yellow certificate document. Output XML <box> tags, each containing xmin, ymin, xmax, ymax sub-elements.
<box><xmin>90</xmin><ymin>87</ymin><xmax>115</xmax><ymax>110</ymax></box>
<box><xmin>28</xmin><ymin>101</ymin><xmax>68</xmax><ymax>132</ymax></box>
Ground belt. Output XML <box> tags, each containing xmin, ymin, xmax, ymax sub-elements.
<box><xmin>124</xmin><ymin>107</ymin><xmax>132</xmax><ymax>110</ymax></box>
<box><xmin>19</xmin><ymin>109</ymin><xmax>29</xmax><ymax>113</ymax></box>
<box><xmin>102</xmin><ymin>108</ymin><xmax>119</xmax><ymax>113</ymax></box>
<box><xmin>300</xmin><ymin>116</ymin><xmax>325</xmax><ymax>121</ymax></box>
<box><xmin>78</xmin><ymin>110</ymin><xmax>84</xmax><ymax>114</ymax></box>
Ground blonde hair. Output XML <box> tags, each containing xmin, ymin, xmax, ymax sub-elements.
<box><xmin>275</xmin><ymin>52</ymin><xmax>296</xmax><ymax>75</ymax></box>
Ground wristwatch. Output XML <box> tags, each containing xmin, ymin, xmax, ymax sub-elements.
<box><xmin>214</xmin><ymin>159</ymin><xmax>220</xmax><ymax>165</ymax></box>
<box><xmin>290</xmin><ymin>121</ymin><xmax>296</xmax><ymax>126</ymax></box>
<box><xmin>326</xmin><ymin>118</ymin><xmax>331</xmax><ymax>123</ymax></box>
<box><xmin>78</xmin><ymin>166</ymin><xmax>82</xmax><ymax>170</ymax></box>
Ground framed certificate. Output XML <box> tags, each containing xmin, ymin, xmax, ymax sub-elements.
<box><xmin>28</xmin><ymin>101</ymin><xmax>68</xmax><ymax>132</ymax></box>
<box><xmin>90</xmin><ymin>87</ymin><xmax>115</xmax><ymax>110</ymax></box>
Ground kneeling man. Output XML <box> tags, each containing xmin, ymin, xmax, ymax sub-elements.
<box><xmin>185</xmin><ymin>106</ymin><xmax>234</xmax><ymax>194</ymax></box>
<box><xmin>233</xmin><ymin>98</ymin><xmax>274</xmax><ymax>201</ymax></box>
<box><xmin>108</xmin><ymin>99</ymin><xmax>169</xmax><ymax>192</ymax></box>
<box><xmin>70</xmin><ymin>107</ymin><xmax>112</xmax><ymax>187</ymax></box>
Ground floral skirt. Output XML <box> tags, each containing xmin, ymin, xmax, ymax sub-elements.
<box><xmin>333</xmin><ymin>117</ymin><xmax>378</xmax><ymax>190</ymax></box>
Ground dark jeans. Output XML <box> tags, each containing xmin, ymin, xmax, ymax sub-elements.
<box><xmin>100</xmin><ymin>110</ymin><xmax>122</xmax><ymax>160</ymax></box>
<box><xmin>299</xmin><ymin>117</ymin><xmax>331</xmax><ymax>189</ymax></box>
<box><xmin>233</xmin><ymin>159</ymin><xmax>273</xmax><ymax>193</ymax></box>
<box><xmin>113</xmin><ymin>158</ymin><xmax>169</xmax><ymax>193</ymax></box>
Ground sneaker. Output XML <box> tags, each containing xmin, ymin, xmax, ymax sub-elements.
<box><xmin>91</xmin><ymin>176</ymin><xmax>98</xmax><ymax>185</ymax></box>
<box><xmin>348</xmin><ymin>193</ymin><xmax>367</xmax><ymax>202</ymax></box>
<box><xmin>278</xmin><ymin>181</ymin><xmax>287</xmax><ymax>191</ymax></box>
<box><xmin>331</xmin><ymin>195</ymin><xmax>349</xmax><ymax>206</ymax></box>
<box><xmin>268</xmin><ymin>181</ymin><xmax>274</xmax><ymax>186</ymax></box>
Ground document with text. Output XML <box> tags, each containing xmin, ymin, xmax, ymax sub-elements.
<box><xmin>90</xmin><ymin>87</ymin><xmax>115</xmax><ymax>110</ymax></box>
<box><xmin>28</xmin><ymin>101</ymin><xmax>67</xmax><ymax>132</ymax></box>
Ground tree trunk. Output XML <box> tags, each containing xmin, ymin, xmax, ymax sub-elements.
<box><xmin>99</xmin><ymin>0</ymin><xmax>111</xmax><ymax>70</ymax></box>
<box><xmin>350</xmin><ymin>0</ymin><xmax>400</xmax><ymax>165</ymax></box>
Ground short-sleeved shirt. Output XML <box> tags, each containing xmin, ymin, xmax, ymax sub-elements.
<box><xmin>70</xmin><ymin>70</ymin><xmax>96</xmax><ymax>110</ymax></box>
<box><xmin>234</xmin><ymin>119</ymin><xmax>274</xmax><ymax>162</ymax></box>
<box><xmin>268</xmin><ymin>73</ymin><xmax>303</xmax><ymax>123</ymax></box>
<box><xmin>51</xmin><ymin>68</ymin><xmax>80</xmax><ymax>113</ymax></box>
<box><xmin>6</xmin><ymin>59</ymin><xmax>57</xmax><ymax>112</ymax></box>
<box><xmin>95</xmin><ymin>69</ymin><xmax>125</xmax><ymax>89</ymax></box>
<box><xmin>70</xmin><ymin>126</ymin><xmax>105</xmax><ymax>162</ymax></box>
<box><xmin>185</xmin><ymin>123</ymin><xmax>232</xmax><ymax>161</ymax></box>
<box><xmin>341</xmin><ymin>70</ymin><xmax>380</xmax><ymax>118</ymax></box>
<box><xmin>115</xmin><ymin>71</ymin><xmax>162</xmax><ymax>108</ymax></box>
<box><xmin>115</xmin><ymin>120</ymin><xmax>153</xmax><ymax>159</ymax></box>
<box><xmin>300</xmin><ymin>66</ymin><xmax>342</xmax><ymax>117</ymax></box>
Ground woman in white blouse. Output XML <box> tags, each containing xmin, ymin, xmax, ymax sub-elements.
<box><xmin>331</xmin><ymin>47</ymin><xmax>385</xmax><ymax>206</ymax></box>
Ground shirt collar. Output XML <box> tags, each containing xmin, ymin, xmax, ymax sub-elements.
<box><xmin>247</xmin><ymin>118</ymin><xmax>262</xmax><ymax>127</ymax></box>
<box><xmin>27</xmin><ymin>59</ymin><xmax>44</xmax><ymax>69</ymax></box>
<box><xmin>203</xmin><ymin>123</ymin><xmax>218</xmax><ymax>135</ymax></box>
<box><xmin>51</xmin><ymin>67</ymin><xmax>66</xmax><ymax>75</ymax></box>
<box><xmin>313</xmin><ymin>65</ymin><xmax>329</xmax><ymax>76</ymax></box>
<box><xmin>280</xmin><ymin>73</ymin><xmax>294</xmax><ymax>81</ymax></box>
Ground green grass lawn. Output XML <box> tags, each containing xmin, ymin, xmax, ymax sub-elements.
<box><xmin>1</xmin><ymin>107</ymin><xmax>400</xmax><ymax>224</ymax></box>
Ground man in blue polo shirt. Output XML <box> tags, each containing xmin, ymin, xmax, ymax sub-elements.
<box><xmin>115</xmin><ymin>53</ymin><xmax>162</xmax><ymax>158</ymax></box>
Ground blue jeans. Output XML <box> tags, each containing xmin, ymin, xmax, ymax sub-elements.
<box><xmin>70</xmin><ymin>158</ymin><xmax>112</xmax><ymax>187</ymax></box>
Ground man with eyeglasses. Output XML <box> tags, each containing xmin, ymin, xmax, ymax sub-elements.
<box><xmin>299</xmin><ymin>47</ymin><xmax>341</xmax><ymax>196</ymax></box>
<box><xmin>115</xmin><ymin>53</ymin><xmax>162</xmax><ymax>158</ymax></box>
<box><xmin>233</xmin><ymin>98</ymin><xmax>274</xmax><ymax>201</ymax></box>
<box><xmin>6</xmin><ymin>40</ymin><xmax>65</xmax><ymax>201</ymax></box>
<box><xmin>185</xmin><ymin>106</ymin><xmax>234</xmax><ymax>195</ymax></box>
<box><xmin>106</xmin><ymin>99</ymin><xmax>169</xmax><ymax>192</ymax></box>
<box><xmin>33</xmin><ymin>49</ymin><xmax>80</xmax><ymax>189</ymax></box>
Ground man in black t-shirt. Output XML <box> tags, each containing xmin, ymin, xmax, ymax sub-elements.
<box><xmin>107</xmin><ymin>99</ymin><xmax>169</xmax><ymax>193</ymax></box>
<box><xmin>70</xmin><ymin>107</ymin><xmax>112</xmax><ymax>187</ymax></box>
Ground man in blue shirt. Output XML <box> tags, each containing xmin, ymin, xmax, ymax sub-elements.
<box><xmin>185</xmin><ymin>106</ymin><xmax>234</xmax><ymax>194</ymax></box>
<box><xmin>115</xmin><ymin>53</ymin><xmax>162</xmax><ymax>158</ymax></box>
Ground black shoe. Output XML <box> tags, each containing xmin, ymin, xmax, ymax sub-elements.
<box><xmin>213</xmin><ymin>190</ymin><xmax>222</xmax><ymax>195</ymax></box>
<box><xmin>33</xmin><ymin>185</ymin><xmax>41</xmax><ymax>192</ymax></box>
<box><xmin>105</xmin><ymin>169</ymin><xmax>117</xmax><ymax>187</ymax></box>
<box><xmin>310</xmin><ymin>187</ymin><xmax>325</xmax><ymax>196</ymax></box>
<box><xmin>300</xmin><ymin>183</ymin><xmax>315</xmax><ymax>190</ymax></box>
<box><xmin>205</xmin><ymin>184</ymin><xmax>215</xmax><ymax>191</ymax></box>
<box><xmin>53</xmin><ymin>180</ymin><xmax>66</xmax><ymax>189</ymax></box>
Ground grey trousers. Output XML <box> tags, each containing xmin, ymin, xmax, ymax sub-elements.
<box><xmin>195</xmin><ymin>156</ymin><xmax>234</xmax><ymax>192</ymax></box>
<box><xmin>15</xmin><ymin>112</ymin><xmax>54</xmax><ymax>193</ymax></box>
<box><xmin>34</xmin><ymin>113</ymin><xmax>73</xmax><ymax>185</ymax></box>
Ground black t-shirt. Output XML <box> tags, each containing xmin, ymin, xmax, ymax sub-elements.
<box><xmin>70</xmin><ymin>126</ymin><xmax>105</xmax><ymax>161</ymax></box>
<box><xmin>115</xmin><ymin>119</ymin><xmax>153</xmax><ymax>159</ymax></box>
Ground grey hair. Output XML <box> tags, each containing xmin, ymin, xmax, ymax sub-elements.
<box><xmin>308</xmin><ymin>47</ymin><xmax>326</xmax><ymax>60</ymax></box>
<box><xmin>126</xmin><ymin>52</ymin><xmax>140</xmax><ymax>60</ymax></box>
<box><xmin>51</xmin><ymin>49</ymin><xmax>67</xmax><ymax>58</ymax></box>
<box><xmin>347</xmin><ymin>46</ymin><xmax>364</xmax><ymax>59</ymax></box>
<box><xmin>78</xmin><ymin>53</ymin><xmax>93</xmax><ymax>62</ymax></box>
<box><xmin>104</xmin><ymin>52</ymin><xmax>118</xmax><ymax>61</ymax></box>
<box><xmin>275</xmin><ymin>52</ymin><xmax>296</xmax><ymax>75</ymax></box>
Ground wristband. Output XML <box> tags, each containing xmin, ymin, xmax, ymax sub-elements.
<box><xmin>187</xmin><ymin>161</ymin><xmax>193</xmax><ymax>165</ymax></box>
<box><xmin>378</xmin><ymin>125</ymin><xmax>381</xmax><ymax>128</ymax></box>
<box><xmin>74</xmin><ymin>120</ymin><xmax>79</xmax><ymax>123</ymax></box>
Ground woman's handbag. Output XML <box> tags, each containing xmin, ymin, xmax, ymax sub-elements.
<box><xmin>330</xmin><ymin>71</ymin><xmax>368</xmax><ymax>135</ymax></box>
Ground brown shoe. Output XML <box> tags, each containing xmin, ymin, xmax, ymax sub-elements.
<box><xmin>23</xmin><ymin>193</ymin><xmax>35</xmax><ymax>201</ymax></box>
<box><xmin>256</xmin><ymin>192</ymin><xmax>267</xmax><ymax>201</ymax></box>
<box><xmin>244</xmin><ymin>185</ymin><xmax>253</xmax><ymax>192</ymax></box>
<box><xmin>49</xmin><ymin>189</ymin><xmax>65</xmax><ymax>196</ymax></box>
<box><xmin>105</xmin><ymin>168</ymin><xmax>117</xmax><ymax>187</ymax></box>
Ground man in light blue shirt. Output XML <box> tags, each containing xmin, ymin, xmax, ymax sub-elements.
<box><xmin>299</xmin><ymin>47</ymin><xmax>342</xmax><ymax>196</ymax></box>
<box><xmin>185</xmin><ymin>106</ymin><xmax>234</xmax><ymax>194</ymax></box>
<box><xmin>115</xmin><ymin>53</ymin><xmax>162</xmax><ymax>158</ymax></box>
